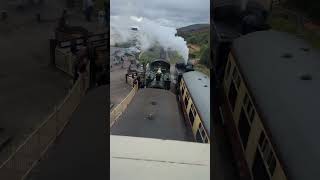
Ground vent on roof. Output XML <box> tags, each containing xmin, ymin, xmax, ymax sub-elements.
<box><xmin>198</xmin><ymin>78</ymin><xmax>202</xmax><ymax>80</ymax></box>
<box><xmin>281</xmin><ymin>53</ymin><xmax>293</xmax><ymax>59</ymax></box>
<box><xmin>300</xmin><ymin>74</ymin><xmax>312</xmax><ymax>81</ymax></box>
<box><xmin>300</xmin><ymin>47</ymin><xmax>310</xmax><ymax>52</ymax></box>
<box><xmin>151</xmin><ymin>101</ymin><xmax>157</xmax><ymax>105</ymax></box>
<box><xmin>147</xmin><ymin>113</ymin><xmax>154</xmax><ymax>120</ymax></box>
<box><xmin>204</xmin><ymin>85</ymin><xmax>208</xmax><ymax>87</ymax></box>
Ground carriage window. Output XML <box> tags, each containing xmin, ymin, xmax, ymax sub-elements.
<box><xmin>247</xmin><ymin>101</ymin><xmax>252</xmax><ymax>114</ymax></box>
<box><xmin>249</xmin><ymin>110</ymin><xmax>255</xmax><ymax>122</ymax></box>
<box><xmin>199</xmin><ymin>123</ymin><xmax>206</xmax><ymax>139</ymax></box>
<box><xmin>204</xmin><ymin>136</ymin><xmax>209</xmax><ymax>143</ymax></box>
<box><xmin>259</xmin><ymin>133</ymin><xmax>265</xmax><ymax>147</ymax></box>
<box><xmin>191</xmin><ymin>104</ymin><xmax>197</xmax><ymax>118</ymax></box>
<box><xmin>184</xmin><ymin>92</ymin><xmax>189</xmax><ymax>107</ymax></box>
<box><xmin>252</xmin><ymin>150</ymin><xmax>269</xmax><ymax>180</ymax></box>
<box><xmin>181</xmin><ymin>86</ymin><xmax>185</xmax><ymax>97</ymax></box>
<box><xmin>228</xmin><ymin>82</ymin><xmax>238</xmax><ymax>111</ymax></box>
<box><xmin>243</xmin><ymin>93</ymin><xmax>249</xmax><ymax>108</ymax></box>
<box><xmin>259</xmin><ymin>132</ymin><xmax>276</xmax><ymax>176</ymax></box>
<box><xmin>235</xmin><ymin>75</ymin><xmax>241</xmax><ymax>89</ymax></box>
<box><xmin>232</xmin><ymin>67</ymin><xmax>237</xmax><ymax>80</ymax></box>
<box><xmin>268</xmin><ymin>155</ymin><xmax>276</xmax><ymax>175</ymax></box>
<box><xmin>196</xmin><ymin>129</ymin><xmax>202</xmax><ymax>142</ymax></box>
<box><xmin>238</xmin><ymin>108</ymin><xmax>251</xmax><ymax>149</ymax></box>
<box><xmin>232</xmin><ymin>67</ymin><xmax>241</xmax><ymax>89</ymax></box>
<box><xmin>225</xmin><ymin>60</ymin><xmax>231</xmax><ymax>78</ymax></box>
<box><xmin>188</xmin><ymin>108</ymin><xmax>195</xmax><ymax>125</ymax></box>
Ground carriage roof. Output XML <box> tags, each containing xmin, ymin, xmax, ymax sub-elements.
<box><xmin>182</xmin><ymin>71</ymin><xmax>210</xmax><ymax>134</ymax></box>
<box><xmin>232</xmin><ymin>30</ymin><xmax>320</xmax><ymax>180</ymax></box>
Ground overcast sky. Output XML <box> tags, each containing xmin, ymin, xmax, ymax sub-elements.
<box><xmin>110</xmin><ymin>0</ymin><xmax>210</xmax><ymax>28</ymax></box>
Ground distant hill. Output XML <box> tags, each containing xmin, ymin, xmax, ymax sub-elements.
<box><xmin>177</xmin><ymin>24</ymin><xmax>209</xmax><ymax>47</ymax></box>
<box><xmin>177</xmin><ymin>24</ymin><xmax>210</xmax><ymax>36</ymax></box>
<box><xmin>177</xmin><ymin>24</ymin><xmax>210</xmax><ymax>74</ymax></box>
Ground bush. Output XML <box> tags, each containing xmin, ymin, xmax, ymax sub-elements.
<box><xmin>199</xmin><ymin>45</ymin><xmax>210</xmax><ymax>67</ymax></box>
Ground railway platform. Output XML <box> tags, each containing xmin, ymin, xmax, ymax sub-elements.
<box><xmin>26</xmin><ymin>85</ymin><xmax>108</xmax><ymax>180</ymax></box>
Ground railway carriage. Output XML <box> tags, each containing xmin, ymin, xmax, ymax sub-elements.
<box><xmin>177</xmin><ymin>71</ymin><xmax>210</xmax><ymax>143</ymax></box>
<box><xmin>220</xmin><ymin>30</ymin><xmax>320</xmax><ymax>180</ymax></box>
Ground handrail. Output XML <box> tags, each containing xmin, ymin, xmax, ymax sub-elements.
<box><xmin>110</xmin><ymin>84</ymin><xmax>138</xmax><ymax>127</ymax></box>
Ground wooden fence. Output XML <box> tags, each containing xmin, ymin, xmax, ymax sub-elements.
<box><xmin>110</xmin><ymin>84</ymin><xmax>138</xmax><ymax>127</ymax></box>
<box><xmin>0</xmin><ymin>64</ymin><xmax>90</xmax><ymax>180</ymax></box>
<box><xmin>55</xmin><ymin>48</ymin><xmax>77</xmax><ymax>77</ymax></box>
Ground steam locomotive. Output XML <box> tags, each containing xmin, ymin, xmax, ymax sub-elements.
<box><xmin>145</xmin><ymin>59</ymin><xmax>171</xmax><ymax>90</ymax></box>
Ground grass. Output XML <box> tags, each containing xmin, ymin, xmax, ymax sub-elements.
<box><xmin>95</xmin><ymin>0</ymin><xmax>105</xmax><ymax>10</ymax></box>
<box><xmin>269</xmin><ymin>16</ymin><xmax>320</xmax><ymax>49</ymax></box>
<box><xmin>194</xmin><ymin>64</ymin><xmax>210</xmax><ymax>77</ymax></box>
<box><xmin>302</xmin><ymin>29</ymin><xmax>320</xmax><ymax>49</ymax></box>
<box><xmin>184</xmin><ymin>31</ymin><xmax>209</xmax><ymax>46</ymax></box>
<box><xmin>269</xmin><ymin>16</ymin><xmax>298</xmax><ymax>34</ymax></box>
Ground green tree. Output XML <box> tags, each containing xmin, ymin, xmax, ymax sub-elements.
<box><xmin>199</xmin><ymin>45</ymin><xmax>210</xmax><ymax>67</ymax></box>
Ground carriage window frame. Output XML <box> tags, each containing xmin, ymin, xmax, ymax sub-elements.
<box><xmin>258</xmin><ymin>131</ymin><xmax>277</xmax><ymax>176</ymax></box>
<box><xmin>199</xmin><ymin>123</ymin><xmax>206</xmax><ymax>139</ymax></box>
<box><xmin>225</xmin><ymin>59</ymin><xmax>231</xmax><ymax>78</ymax></box>
<box><xmin>247</xmin><ymin>101</ymin><xmax>253</xmax><ymax>115</ymax></box>
<box><xmin>184</xmin><ymin>91</ymin><xmax>190</xmax><ymax>107</ymax></box>
<box><xmin>195</xmin><ymin>128</ymin><xmax>203</xmax><ymax>142</ymax></box>
<box><xmin>243</xmin><ymin>93</ymin><xmax>249</xmax><ymax>108</ymax></box>
<box><xmin>232</xmin><ymin>67</ymin><xmax>241</xmax><ymax>90</ymax></box>
<box><xmin>238</xmin><ymin>107</ymin><xmax>251</xmax><ymax>149</ymax></box>
<box><xmin>180</xmin><ymin>81</ymin><xmax>184</xmax><ymax>91</ymax></box>
<box><xmin>228</xmin><ymin>81</ymin><xmax>238</xmax><ymax>111</ymax></box>
<box><xmin>188</xmin><ymin>107</ymin><xmax>195</xmax><ymax>125</ymax></box>
<box><xmin>249</xmin><ymin>110</ymin><xmax>255</xmax><ymax>122</ymax></box>
<box><xmin>190</xmin><ymin>104</ymin><xmax>197</xmax><ymax>118</ymax></box>
<box><xmin>242</xmin><ymin>91</ymin><xmax>256</xmax><ymax>124</ymax></box>
<box><xmin>197</xmin><ymin>122</ymin><xmax>207</xmax><ymax>143</ymax></box>
<box><xmin>204</xmin><ymin>136</ymin><xmax>209</xmax><ymax>143</ymax></box>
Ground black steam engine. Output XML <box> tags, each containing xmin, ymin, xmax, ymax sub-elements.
<box><xmin>212</xmin><ymin>1</ymin><xmax>270</xmax><ymax>84</ymax></box>
<box><xmin>145</xmin><ymin>59</ymin><xmax>171</xmax><ymax>90</ymax></box>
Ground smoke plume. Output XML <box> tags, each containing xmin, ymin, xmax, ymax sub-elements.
<box><xmin>110</xmin><ymin>15</ymin><xmax>189</xmax><ymax>64</ymax></box>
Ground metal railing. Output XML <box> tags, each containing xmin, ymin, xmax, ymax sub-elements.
<box><xmin>110</xmin><ymin>83</ymin><xmax>138</xmax><ymax>127</ymax></box>
<box><xmin>0</xmin><ymin>64</ymin><xmax>90</xmax><ymax>180</ymax></box>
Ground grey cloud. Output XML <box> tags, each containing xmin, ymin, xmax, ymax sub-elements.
<box><xmin>110</xmin><ymin>0</ymin><xmax>210</xmax><ymax>28</ymax></box>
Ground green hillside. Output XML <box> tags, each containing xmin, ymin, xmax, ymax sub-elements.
<box><xmin>177</xmin><ymin>25</ymin><xmax>210</xmax><ymax>76</ymax></box>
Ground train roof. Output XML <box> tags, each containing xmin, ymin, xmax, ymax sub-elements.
<box><xmin>232</xmin><ymin>30</ymin><xmax>320</xmax><ymax>180</ymax></box>
<box><xmin>182</xmin><ymin>71</ymin><xmax>210</xmax><ymax>134</ymax></box>
<box><xmin>111</xmin><ymin>135</ymin><xmax>210</xmax><ymax>180</ymax></box>
<box><xmin>111</xmin><ymin>88</ymin><xmax>193</xmax><ymax>141</ymax></box>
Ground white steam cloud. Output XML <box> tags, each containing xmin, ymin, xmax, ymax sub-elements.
<box><xmin>110</xmin><ymin>15</ymin><xmax>189</xmax><ymax>64</ymax></box>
